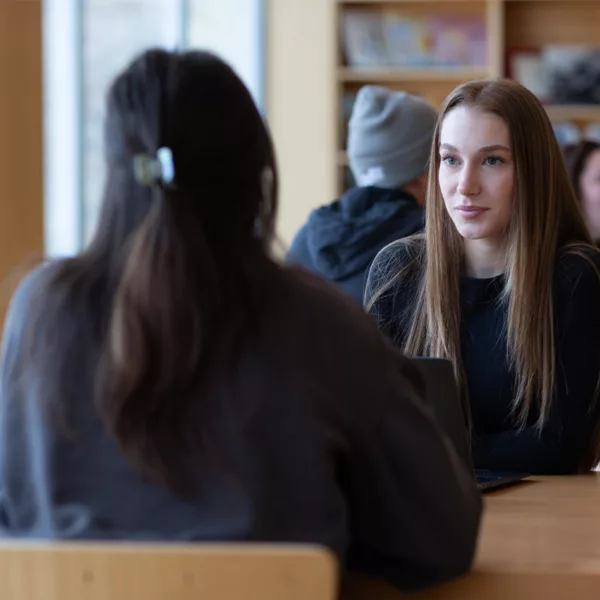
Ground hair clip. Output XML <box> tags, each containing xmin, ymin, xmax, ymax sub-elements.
<box><xmin>133</xmin><ymin>147</ymin><xmax>176</xmax><ymax>188</ymax></box>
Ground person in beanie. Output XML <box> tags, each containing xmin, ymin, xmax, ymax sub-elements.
<box><xmin>287</xmin><ymin>85</ymin><xmax>437</xmax><ymax>305</ymax></box>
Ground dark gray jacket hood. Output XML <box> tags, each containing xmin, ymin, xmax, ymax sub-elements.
<box><xmin>289</xmin><ymin>186</ymin><xmax>424</xmax><ymax>281</ymax></box>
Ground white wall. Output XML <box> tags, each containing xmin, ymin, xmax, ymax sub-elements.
<box><xmin>265</xmin><ymin>0</ymin><xmax>337</xmax><ymax>246</ymax></box>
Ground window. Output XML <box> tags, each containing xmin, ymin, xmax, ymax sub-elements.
<box><xmin>44</xmin><ymin>0</ymin><xmax>264</xmax><ymax>256</ymax></box>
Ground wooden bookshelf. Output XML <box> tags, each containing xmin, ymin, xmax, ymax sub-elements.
<box><xmin>338</xmin><ymin>0</ymin><xmax>483</xmax><ymax>4</ymax></box>
<box><xmin>338</xmin><ymin>67</ymin><xmax>489</xmax><ymax>83</ymax></box>
<box><xmin>545</xmin><ymin>105</ymin><xmax>600</xmax><ymax>123</ymax></box>
<box><xmin>334</xmin><ymin>0</ymin><xmax>600</xmax><ymax>195</ymax></box>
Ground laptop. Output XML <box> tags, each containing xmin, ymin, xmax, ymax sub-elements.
<box><xmin>411</xmin><ymin>357</ymin><xmax>529</xmax><ymax>493</ymax></box>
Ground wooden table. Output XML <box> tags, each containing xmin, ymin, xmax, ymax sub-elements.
<box><xmin>346</xmin><ymin>475</ymin><xmax>600</xmax><ymax>599</ymax></box>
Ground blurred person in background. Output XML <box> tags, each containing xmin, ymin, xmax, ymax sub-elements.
<box><xmin>287</xmin><ymin>86</ymin><xmax>437</xmax><ymax>304</ymax></box>
<box><xmin>563</xmin><ymin>139</ymin><xmax>600</xmax><ymax>245</ymax></box>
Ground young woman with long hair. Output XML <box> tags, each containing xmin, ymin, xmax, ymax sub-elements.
<box><xmin>0</xmin><ymin>49</ymin><xmax>480</xmax><ymax>592</ymax></box>
<box><xmin>366</xmin><ymin>79</ymin><xmax>600</xmax><ymax>475</ymax></box>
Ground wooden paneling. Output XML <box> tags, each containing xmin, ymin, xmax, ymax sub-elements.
<box><xmin>505</xmin><ymin>1</ymin><xmax>600</xmax><ymax>48</ymax></box>
<box><xmin>0</xmin><ymin>0</ymin><xmax>44</xmax><ymax>320</ymax></box>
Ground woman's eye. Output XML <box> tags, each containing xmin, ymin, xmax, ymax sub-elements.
<box><xmin>442</xmin><ymin>155</ymin><xmax>459</xmax><ymax>167</ymax></box>
<box><xmin>485</xmin><ymin>156</ymin><xmax>503</xmax><ymax>166</ymax></box>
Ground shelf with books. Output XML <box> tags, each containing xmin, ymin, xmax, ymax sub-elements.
<box><xmin>503</xmin><ymin>2</ymin><xmax>600</xmax><ymax>143</ymax></box>
<box><xmin>545</xmin><ymin>105</ymin><xmax>600</xmax><ymax>123</ymax></box>
<box><xmin>337</xmin><ymin>0</ymin><xmax>484</xmax><ymax>4</ymax></box>
<box><xmin>335</xmin><ymin>0</ymin><xmax>493</xmax><ymax>196</ymax></box>
<box><xmin>338</xmin><ymin>66</ymin><xmax>489</xmax><ymax>82</ymax></box>
<box><xmin>330</xmin><ymin>0</ymin><xmax>600</xmax><ymax>199</ymax></box>
<box><xmin>340</xmin><ymin>7</ymin><xmax>488</xmax><ymax>71</ymax></box>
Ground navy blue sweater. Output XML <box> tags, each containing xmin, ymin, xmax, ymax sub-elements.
<box><xmin>366</xmin><ymin>240</ymin><xmax>600</xmax><ymax>475</ymax></box>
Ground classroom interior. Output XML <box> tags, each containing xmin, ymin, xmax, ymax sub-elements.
<box><xmin>2</xmin><ymin>1</ymin><xmax>600</xmax><ymax>598</ymax></box>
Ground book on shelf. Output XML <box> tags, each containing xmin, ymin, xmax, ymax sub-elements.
<box><xmin>382</xmin><ymin>13</ymin><xmax>431</xmax><ymax>67</ymax></box>
<box><xmin>506</xmin><ymin>44</ymin><xmax>600</xmax><ymax>106</ymax></box>
<box><xmin>506</xmin><ymin>48</ymin><xmax>549</xmax><ymax>102</ymax></box>
<box><xmin>429</xmin><ymin>16</ymin><xmax>487</xmax><ymax>68</ymax></box>
<box><xmin>341</xmin><ymin>9</ymin><xmax>487</xmax><ymax>70</ymax></box>
<box><xmin>342</xmin><ymin>11</ymin><xmax>389</xmax><ymax>68</ymax></box>
<box><xmin>543</xmin><ymin>45</ymin><xmax>600</xmax><ymax>105</ymax></box>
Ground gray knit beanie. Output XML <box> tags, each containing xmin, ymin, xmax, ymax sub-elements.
<box><xmin>348</xmin><ymin>85</ymin><xmax>438</xmax><ymax>189</ymax></box>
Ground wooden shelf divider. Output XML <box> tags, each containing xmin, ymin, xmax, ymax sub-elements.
<box><xmin>338</xmin><ymin>67</ymin><xmax>489</xmax><ymax>83</ymax></box>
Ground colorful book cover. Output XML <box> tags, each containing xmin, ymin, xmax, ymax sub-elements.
<box><xmin>429</xmin><ymin>16</ymin><xmax>487</xmax><ymax>68</ymax></box>
<box><xmin>382</xmin><ymin>12</ymin><xmax>432</xmax><ymax>67</ymax></box>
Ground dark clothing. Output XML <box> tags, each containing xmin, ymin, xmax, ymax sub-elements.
<box><xmin>287</xmin><ymin>187</ymin><xmax>424</xmax><ymax>304</ymax></box>
<box><xmin>0</xmin><ymin>262</ymin><xmax>481</xmax><ymax>593</ymax></box>
<box><xmin>366</xmin><ymin>240</ymin><xmax>600</xmax><ymax>475</ymax></box>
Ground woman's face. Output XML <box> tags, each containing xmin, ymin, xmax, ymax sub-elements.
<box><xmin>579</xmin><ymin>149</ymin><xmax>600</xmax><ymax>242</ymax></box>
<box><xmin>438</xmin><ymin>107</ymin><xmax>515</xmax><ymax>246</ymax></box>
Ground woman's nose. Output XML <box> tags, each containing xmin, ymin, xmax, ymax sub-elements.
<box><xmin>457</xmin><ymin>166</ymin><xmax>481</xmax><ymax>197</ymax></box>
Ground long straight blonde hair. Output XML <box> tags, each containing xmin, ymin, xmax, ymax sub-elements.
<box><xmin>397</xmin><ymin>79</ymin><xmax>597</xmax><ymax>431</ymax></box>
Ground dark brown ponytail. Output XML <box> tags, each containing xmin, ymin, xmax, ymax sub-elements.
<box><xmin>35</xmin><ymin>49</ymin><xmax>278</xmax><ymax>494</ymax></box>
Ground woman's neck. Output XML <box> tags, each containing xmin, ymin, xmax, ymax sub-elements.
<box><xmin>463</xmin><ymin>238</ymin><xmax>507</xmax><ymax>279</ymax></box>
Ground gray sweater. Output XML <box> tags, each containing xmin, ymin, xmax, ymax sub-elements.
<box><xmin>0</xmin><ymin>263</ymin><xmax>481</xmax><ymax>592</ymax></box>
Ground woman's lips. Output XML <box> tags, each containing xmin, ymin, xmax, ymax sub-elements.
<box><xmin>455</xmin><ymin>205</ymin><xmax>489</xmax><ymax>220</ymax></box>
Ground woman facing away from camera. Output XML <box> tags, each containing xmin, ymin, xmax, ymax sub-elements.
<box><xmin>0</xmin><ymin>49</ymin><xmax>481</xmax><ymax>592</ymax></box>
<box><xmin>366</xmin><ymin>79</ymin><xmax>600</xmax><ymax>476</ymax></box>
